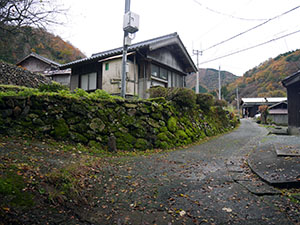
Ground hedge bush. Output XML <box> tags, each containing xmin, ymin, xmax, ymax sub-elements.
<box><xmin>196</xmin><ymin>93</ymin><xmax>214</xmax><ymax>112</ymax></box>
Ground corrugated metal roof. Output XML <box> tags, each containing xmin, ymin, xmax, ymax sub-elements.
<box><xmin>242</xmin><ymin>97</ymin><xmax>287</xmax><ymax>103</ymax></box>
<box><xmin>44</xmin><ymin>68</ymin><xmax>71</xmax><ymax>76</ymax></box>
<box><xmin>17</xmin><ymin>52</ymin><xmax>61</xmax><ymax>67</ymax></box>
<box><xmin>269</xmin><ymin>109</ymin><xmax>288</xmax><ymax>115</ymax></box>
<box><xmin>60</xmin><ymin>32</ymin><xmax>197</xmax><ymax>72</ymax></box>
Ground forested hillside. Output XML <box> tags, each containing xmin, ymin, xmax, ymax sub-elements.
<box><xmin>0</xmin><ymin>26</ymin><xmax>85</xmax><ymax>64</ymax></box>
<box><xmin>186</xmin><ymin>68</ymin><xmax>238</xmax><ymax>93</ymax></box>
<box><xmin>224</xmin><ymin>49</ymin><xmax>300</xmax><ymax>102</ymax></box>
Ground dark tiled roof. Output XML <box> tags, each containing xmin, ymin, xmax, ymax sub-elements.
<box><xmin>61</xmin><ymin>33</ymin><xmax>197</xmax><ymax>72</ymax></box>
<box><xmin>17</xmin><ymin>52</ymin><xmax>61</xmax><ymax>67</ymax></box>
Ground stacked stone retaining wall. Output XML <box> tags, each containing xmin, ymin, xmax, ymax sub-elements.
<box><xmin>0</xmin><ymin>95</ymin><xmax>237</xmax><ymax>151</ymax></box>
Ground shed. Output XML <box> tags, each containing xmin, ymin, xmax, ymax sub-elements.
<box><xmin>267</xmin><ymin>101</ymin><xmax>288</xmax><ymax>125</ymax></box>
<box><xmin>16</xmin><ymin>52</ymin><xmax>71</xmax><ymax>87</ymax></box>
<box><xmin>60</xmin><ymin>32</ymin><xmax>197</xmax><ymax>98</ymax></box>
<box><xmin>241</xmin><ymin>97</ymin><xmax>287</xmax><ymax>118</ymax></box>
<box><xmin>17</xmin><ymin>52</ymin><xmax>61</xmax><ymax>73</ymax></box>
<box><xmin>282</xmin><ymin>70</ymin><xmax>300</xmax><ymax>135</ymax></box>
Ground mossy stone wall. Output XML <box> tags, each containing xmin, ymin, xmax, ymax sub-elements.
<box><xmin>0</xmin><ymin>95</ymin><xmax>238</xmax><ymax>151</ymax></box>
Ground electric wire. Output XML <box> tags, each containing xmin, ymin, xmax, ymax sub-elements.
<box><xmin>202</xmin><ymin>5</ymin><xmax>300</xmax><ymax>52</ymax></box>
<box><xmin>199</xmin><ymin>29</ymin><xmax>300</xmax><ymax>65</ymax></box>
<box><xmin>193</xmin><ymin>0</ymin><xmax>268</xmax><ymax>21</ymax></box>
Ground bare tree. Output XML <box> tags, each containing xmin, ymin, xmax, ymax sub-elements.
<box><xmin>0</xmin><ymin>0</ymin><xmax>66</xmax><ymax>31</ymax></box>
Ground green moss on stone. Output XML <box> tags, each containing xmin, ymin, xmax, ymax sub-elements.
<box><xmin>155</xmin><ymin>140</ymin><xmax>170</xmax><ymax>149</ymax></box>
<box><xmin>115</xmin><ymin>131</ymin><xmax>136</xmax><ymax>151</ymax></box>
<box><xmin>89</xmin><ymin>118</ymin><xmax>105</xmax><ymax>133</ymax></box>
<box><xmin>159</xmin><ymin>126</ymin><xmax>168</xmax><ymax>132</ymax></box>
<box><xmin>134</xmin><ymin>138</ymin><xmax>149</xmax><ymax>150</ymax></box>
<box><xmin>175</xmin><ymin>130</ymin><xmax>188</xmax><ymax>139</ymax></box>
<box><xmin>52</xmin><ymin>118</ymin><xmax>69</xmax><ymax>139</ymax></box>
<box><xmin>120</xmin><ymin>114</ymin><xmax>136</xmax><ymax>127</ymax></box>
<box><xmin>151</xmin><ymin>112</ymin><xmax>163</xmax><ymax>120</ymax></box>
<box><xmin>167</xmin><ymin>117</ymin><xmax>177</xmax><ymax>133</ymax></box>
<box><xmin>157</xmin><ymin>132</ymin><xmax>170</xmax><ymax>142</ymax></box>
<box><xmin>70</xmin><ymin>132</ymin><xmax>88</xmax><ymax>143</ymax></box>
<box><xmin>0</xmin><ymin>171</ymin><xmax>34</xmax><ymax>207</ymax></box>
<box><xmin>88</xmin><ymin>140</ymin><xmax>102</xmax><ymax>149</ymax></box>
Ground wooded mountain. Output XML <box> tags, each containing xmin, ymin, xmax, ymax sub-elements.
<box><xmin>224</xmin><ymin>49</ymin><xmax>300</xmax><ymax>102</ymax></box>
<box><xmin>186</xmin><ymin>68</ymin><xmax>238</xmax><ymax>94</ymax></box>
<box><xmin>0</xmin><ymin>26</ymin><xmax>85</xmax><ymax>65</ymax></box>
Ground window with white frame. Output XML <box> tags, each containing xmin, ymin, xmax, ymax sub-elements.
<box><xmin>80</xmin><ymin>72</ymin><xmax>97</xmax><ymax>91</ymax></box>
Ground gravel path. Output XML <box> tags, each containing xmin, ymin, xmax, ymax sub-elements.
<box><xmin>75</xmin><ymin>119</ymin><xmax>299</xmax><ymax>224</ymax></box>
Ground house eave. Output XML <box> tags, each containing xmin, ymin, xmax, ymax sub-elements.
<box><xmin>282</xmin><ymin>70</ymin><xmax>300</xmax><ymax>87</ymax></box>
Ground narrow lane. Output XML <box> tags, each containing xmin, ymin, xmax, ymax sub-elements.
<box><xmin>82</xmin><ymin>119</ymin><xmax>299</xmax><ymax>224</ymax></box>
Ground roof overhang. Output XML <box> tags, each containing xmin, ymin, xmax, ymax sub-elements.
<box><xmin>282</xmin><ymin>70</ymin><xmax>300</xmax><ymax>87</ymax></box>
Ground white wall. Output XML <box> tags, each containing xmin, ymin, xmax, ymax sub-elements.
<box><xmin>102</xmin><ymin>58</ymin><xmax>138</xmax><ymax>96</ymax></box>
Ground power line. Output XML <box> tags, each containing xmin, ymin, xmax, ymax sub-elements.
<box><xmin>193</xmin><ymin>0</ymin><xmax>268</xmax><ymax>21</ymax></box>
<box><xmin>202</xmin><ymin>5</ymin><xmax>300</xmax><ymax>52</ymax></box>
<box><xmin>199</xmin><ymin>29</ymin><xmax>300</xmax><ymax>65</ymax></box>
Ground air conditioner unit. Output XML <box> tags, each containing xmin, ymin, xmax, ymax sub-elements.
<box><xmin>123</xmin><ymin>11</ymin><xmax>139</xmax><ymax>33</ymax></box>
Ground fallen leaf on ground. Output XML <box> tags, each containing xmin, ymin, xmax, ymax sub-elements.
<box><xmin>222</xmin><ymin>207</ymin><xmax>232</xmax><ymax>213</ymax></box>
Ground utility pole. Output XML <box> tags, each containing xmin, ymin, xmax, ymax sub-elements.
<box><xmin>218</xmin><ymin>65</ymin><xmax>221</xmax><ymax>100</ymax></box>
<box><xmin>192</xmin><ymin>50</ymin><xmax>202</xmax><ymax>94</ymax></box>
<box><xmin>121</xmin><ymin>0</ymin><xmax>131</xmax><ymax>98</ymax></box>
<box><xmin>236</xmin><ymin>86</ymin><xmax>240</xmax><ymax>119</ymax></box>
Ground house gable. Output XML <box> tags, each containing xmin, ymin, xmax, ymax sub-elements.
<box><xmin>18</xmin><ymin>57</ymin><xmax>52</xmax><ymax>73</ymax></box>
<box><xmin>147</xmin><ymin>47</ymin><xmax>186</xmax><ymax>74</ymax></box>
<box><xmin>17</xmin><ymin>52</ymin><xmax>61</xmax><ymax>73</ymax></box>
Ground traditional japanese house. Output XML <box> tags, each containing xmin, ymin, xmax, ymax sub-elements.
<box><xmin>60</xmin><ymin>33</ymin><xmax>197</xmax><ymax>98</ymax></box>
<box><xmin>267</xmin><ymin>101</ymin><xmax>288</xmax><ymax>125</ymax></box>
<box><xmin>241</xmin><ymin>97</ymin><xmax>287</xmax><ymax>118</ymax></box>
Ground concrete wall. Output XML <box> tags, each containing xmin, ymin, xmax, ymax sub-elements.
<box><xmin>288</xmin><ymin>126</ymin><xmax>300</xmax><ymax>135</ymax></box>
<box><xmin>268</xmin><ymin>114</ymin><xmax>288</xmax><ymax>126</ymax></box>
<box><xmin>52</xmin><ymin>75</ymin><xmax>70</xmax><ymax>87</ymax></box>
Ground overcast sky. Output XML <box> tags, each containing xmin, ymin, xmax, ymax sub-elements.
<box><xmin>52</xmin><ymin>0</ymin><xmax>300</xmax><ymax>76</ymax></box>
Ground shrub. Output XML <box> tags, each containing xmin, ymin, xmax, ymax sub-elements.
<box><xmin>196</xmin><ymin>93</ymin><xmax>214</xmax><ymax>112</ymax></box>
<box><xmin>148</xmin><ymin>86</ymin><xmax>168</xmax><ymax>98</ymax></box>
<box><xmin>89</xmin><ymin>89</ymin><xmax>112</xmax><ymax>100</ymax></box>
<box><xmin>170</xmin><ymin>88</ymin><xmax>196</xmax><ymax>109</ymax></box>
<box><xmin>259</xmin><ymin>105</ymin><xmax>269</xmax><ymax>124</ymax></box>
<box><xmin>149</xmin><ymin>87</ymin><xmax>196</xmax><ymax>109</ymax></box>
<box><xmin>73</xmin><ymin>88</ymin><xmax>89</xmax><ymax>98</ymax></box>
<box><xmin>38</xmin><ymin>82</ymin><xmax>69</xmax><ymax>93</ymax></box>
<box><xmin>214</xmin><ymin>99</ymin><xmax>228</xmax><ymax>107</ymax></box>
